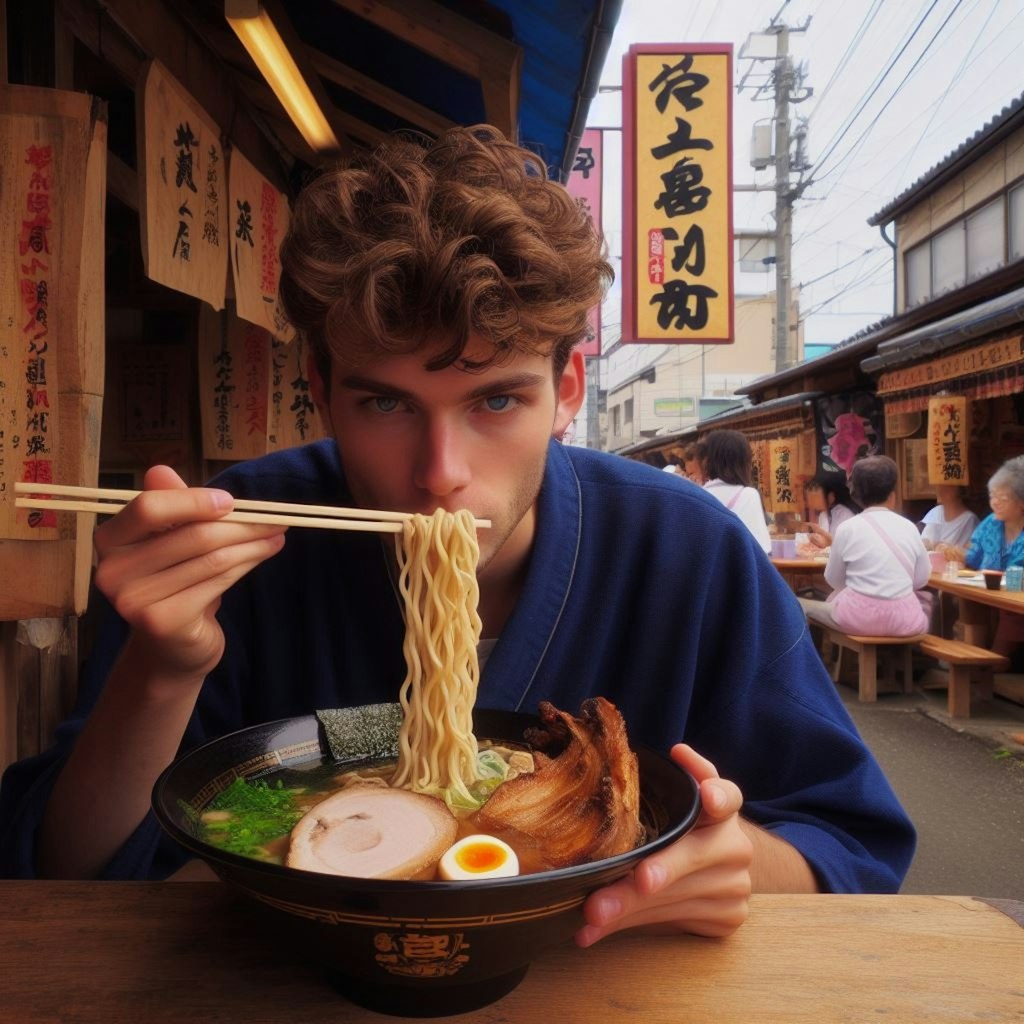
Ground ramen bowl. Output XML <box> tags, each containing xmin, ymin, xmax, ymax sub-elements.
<box><xmin>152</xmin><ymin>705</ymin><xmax>701</xmax><ymax>1017</ymax></box>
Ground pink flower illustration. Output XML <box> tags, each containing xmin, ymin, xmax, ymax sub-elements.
<box><xmin>828</xmin><ymin>413</ymin><xmax>870</xmax><ymax>474</ymax></box>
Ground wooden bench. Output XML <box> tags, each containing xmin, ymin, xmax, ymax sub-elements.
<box><xmin>913</xmin><ymin>636</ymin><xmax>1009</xmax><ymax>718</ymax></box>
<box><xmin>808</xmin><ymin>622</ymin><xmax>926</xmax><ymax>702</ymax></box>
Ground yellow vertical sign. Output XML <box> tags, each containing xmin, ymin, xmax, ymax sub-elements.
<box><xmin>927</xmin><ymin>396</ymin><xmax>969</xmax><ymax>485</ymax></box>
<box><xmin>623</xmin><ymin>45</ymin><xmax>733</xmax><ymax>344</ymax></box>
<box><xmin>769</xmin><ymin>440</ymin><xmax>797</xmax><ymax>512</ymax></box>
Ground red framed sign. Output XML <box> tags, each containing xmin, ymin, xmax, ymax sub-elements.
<box><xmin>566</xmin><ymin>127</ymin><xmax>603</xmax><ymax>357</ymax></box>
<box><xmin>622</xmin><ymin>44</ymin><xmax>734</xmax><ymax>345</ymax></box>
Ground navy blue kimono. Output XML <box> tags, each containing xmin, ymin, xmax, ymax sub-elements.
<box><xmin>1</xmin><ymin>440</ymin><xmax>915</xmax><ymax>888</ymax></box>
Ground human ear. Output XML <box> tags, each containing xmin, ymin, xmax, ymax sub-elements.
<box><xmin>552</xmin><ymin>348</ymin><xmax>586</xmax><ymax>437</ymax></box>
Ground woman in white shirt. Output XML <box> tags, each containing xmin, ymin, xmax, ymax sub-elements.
<box><xmin>920</xmin><ymin>484</ymin><xmax>979</xmax><ymax>552</ymax></box>
<box><xmin>799</xmin><ymin>456</ymin><xmax>931</xmax><ymax>636</ymax></box>
<box><xmin>702</xmin><ymin>430</ymin><xmax>772</xmax><ymax>554</ymax></box>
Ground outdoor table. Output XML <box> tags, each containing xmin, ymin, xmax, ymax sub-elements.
<box><xmin>2</xmin><ymin>881</ymin><xmax>1021</xmax><ymax>1022</ymax></box>
<box><xmin>928</xmin><ymin>572</ymin><xmax>1024</xmax><ymax>646</ymax></box>
<box><xmin>770</xmin><ymin>557</ymin><xmax>828</xmax><ymax>590</ymax></box>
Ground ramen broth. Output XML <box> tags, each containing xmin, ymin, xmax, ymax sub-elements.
<box><xmin>199</xmin><ymin>744</ymin><xmax>561</xmax><ymax>877</ymax></box>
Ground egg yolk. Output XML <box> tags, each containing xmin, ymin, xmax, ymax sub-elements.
<box><xmin>455</xmin><ymin>842</ymin><xmax>506</xmax><ymax>873</ymax></box>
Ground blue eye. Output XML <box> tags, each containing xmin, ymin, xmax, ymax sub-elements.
<box><xmin>372</xmin><ymin>396</ymin><xmax>401</xmax><ymax>413</ymax></box>
<box><xmin>484</xmin><ymin>395</ymin><xmax>515</xmax><ymax>412</ymax></box>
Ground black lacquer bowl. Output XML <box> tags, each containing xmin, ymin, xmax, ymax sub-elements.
<box><xmin>152</xmin><ymin>706</ymin><xmax>701</xmax><ymax>1017</ymax></box>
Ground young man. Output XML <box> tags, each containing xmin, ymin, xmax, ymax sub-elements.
<box><xmin>0</xmin><ymin>126</ymin><xmax>914</xmax><ymax>946</ymax></box>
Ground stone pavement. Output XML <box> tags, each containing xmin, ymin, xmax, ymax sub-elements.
<box><xmin>839</xmin><ymin>681</ymin><xmax>1024</xmax><ymax>901</ymax></box>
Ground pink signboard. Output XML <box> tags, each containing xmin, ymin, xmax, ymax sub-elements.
<box><xmin>566</xmin><ymin>128</ymin><xmax>603</xmax><ymax>357</ymax></box>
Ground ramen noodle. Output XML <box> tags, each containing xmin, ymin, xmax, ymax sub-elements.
<box><xmin>390</xmin><ymin>509</ymin><xmax>483</xmax><ymax>806</ymax></box>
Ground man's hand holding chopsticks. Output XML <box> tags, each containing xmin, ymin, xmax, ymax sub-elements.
<box><xmin>92</xmin><ymin>464</ymin><xmax>287</xmax><ymax>679</ymax></box>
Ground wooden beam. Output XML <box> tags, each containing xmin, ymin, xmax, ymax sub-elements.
<box><xmin>106</xmin><ymin>151</ymin><xmax>138</xmax><ymax>211</ymax></box>
<box><xmin>231</xmin><ymin>73</ymin><xmax>323</xmax><ymax>166</ymax></box>
<box><xmin>306</xmin><ymin>46</ymin><xmax>454</xmax><ymax>137</ymax></box>
<box><xmin>0</xmin><ymin>0</ymin><xmax>7</xmax><ymax>84</ymax></box>
<box><xmin>53</xmin><ymin>0</ymin><xmax>76</xmax><ymax>90</ymax></box>
<box><xmin>233</xmin><ymin>72</ymin><xmax>388</xmax><ymax>155</ymax></box>
<box><xmin>328</xmin><ymin>0</ymin><xmax>521</xmax><ymax>137</ymax></box>
<box><xmin>59</xmin><ymin>0</ymin><xmax>293</xmax><ymax>189</ymax></box>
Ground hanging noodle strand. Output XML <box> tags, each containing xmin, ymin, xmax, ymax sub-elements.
<box><xmin>391</xmin><ymin>509</ymin><xmax>483</xmax><ymax>805</ymax></box>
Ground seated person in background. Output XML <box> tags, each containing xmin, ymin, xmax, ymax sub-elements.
<box><xmin>805</xmin><ymin>472</ymin><xmax>859</xmax><ymax>548</ymax></box>
<box><xmin>701</xmin><ymin>430</ymin><xmax>772</xmax><ymax>554</ymax></box>
<box><xmin>920</xmin><ymin>484</ymin><xmax>978</xmax><ymax>553</ymax></box>
<box><xmin>799</xmin><ymin>456</ymin><xmax>931</xmax><ymax>637</ymax></box>
<box><xmin>683</xmin><ymin>441</ymin><xmax>706</xmax><ymax>485</ymax></box>
<box><xmin>941</xmin><ymin>458</ymin><xmax>1024</xmax><ymax>572</ymax></box>
<box><xmin>942</xmin><ymin>457</ymin><xmax>1024</xmax><ymax>660</ymax></box>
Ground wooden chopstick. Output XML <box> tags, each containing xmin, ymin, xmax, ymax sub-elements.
<box><xmin>13</xmin><ymin>482</ymin><xmax>491</xmax><ymax>533</ymax></box>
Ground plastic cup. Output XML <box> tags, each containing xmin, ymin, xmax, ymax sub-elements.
<box><xmin>982</xmin><ymin>570</ymin><xmax>1004</xmax><ymax>591</ymax></box>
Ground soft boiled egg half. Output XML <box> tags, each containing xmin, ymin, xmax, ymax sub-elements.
<box><xmin>437</xmin><ymin>834</ymin><xmax>520</xmax><ymax>881</ymax></box>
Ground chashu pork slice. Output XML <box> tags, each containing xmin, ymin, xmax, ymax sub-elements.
<box><xmin>286</xmin><ymin>786</ymin><xmax>457</xmax><ymax>880</ymax></box>
<box><xmin>472</xmin><ymin>697</ymin><xmax>643</xmax><ymax>867</ymax></box>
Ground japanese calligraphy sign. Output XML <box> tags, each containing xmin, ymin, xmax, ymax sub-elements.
<box><xmin>622</xmin><ymin>44</ymin><xmax>733</xmax><ymax>344</ymax></box>
<box><xmin>198</xmin><ymin>305</ymin><xmax>270</xmax><ymax>461</ymax></box>
<box><xmin>137</xmin><ymin>61</ymin><xmax>227</xmax><ymax>310</ymax></box>
<box><xmin>877</xmin><ymin>334</ymin><xmax>1024</xmax><ymax>395</ymax></box>
<box><xmin>566</xmin><ymin>128</ymin><xmax>603</xmax><ymax>357</ymax></box>
<box><xmin>927</xmin><ymin>396</ymin><xmax>969</xmax><ymax>485</ymax></box>
<box><xmin>199</xmin><ymin>305</ymin><xmax>324</xmax><ymax>459</ymax></box>
<box><xmin>268</xmin><ymin>333</ymin><xmax>325</xmax><ymax>451</ymax></box>
<box><xmin>0</xmin><ymin>84</ymin><xmax>106</xmax><ymax>616</ymax></box>
<box><xmin>768</xmin><ymin>439</ymin><xmax>797</xmax><ymax>512</ymax></box>
<box><xmin>228</xmin><ymin>147</ymin><xmax>294</xmax><ymax>342</ymax></box>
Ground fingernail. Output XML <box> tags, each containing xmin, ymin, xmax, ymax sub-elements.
<box><xmin>575</xmin><ymin>925</ymin><xmax>600</xmax><ymax>949</ymax></box>
<box><xmin>594</xmin><ymin>895</ymin><xmax>622</xmax><ymax>923</ymax></box>
<box><xmin>645</xmin><ymin>863</ymin><xmax>667</xmax><ymax>892</ymax></box>
<box><xmin>708</xmin><ymin>783</ymin><xmax>727</xmax><ymax>812</ymax></box>
<box><xmin>210</xmin><ymin>490</ymin><xmax>234</xmax><ymax>510</ymax></box>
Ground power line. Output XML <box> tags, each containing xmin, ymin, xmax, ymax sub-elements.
<box><xmin>809</xmin><ymin>0</ymin><xmax>944</xmax><ymax>181</ymax></box>
<box><xmin>804</xmin><ymin>0</ymin><xmax>885</xmax><ymax>119</ymax></box>
<box><xmin>889</xmin><ymin>0</ymin><xmax>1003</xmax><ymax>190</ymax></box>
<box><xmin>797</xmin><ymin>248</ymin><xmax>881</xmax><ymax>289</ymax></box>
<box><xmin>792</xmin><ymin>0</ymin><xmax>1000</xmax><ymax>248</ymax></box>
<box><xmin>813</xmin><ymin>0</ymin><xmax>968</xmax><ymax>183</ymax></box>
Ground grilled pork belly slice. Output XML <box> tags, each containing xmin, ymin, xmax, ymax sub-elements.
<box><xmin>287</xmin><ymin>786</ymin><xmax>457</xmax><ymax>879</ymax></box>
<box><xmin>472</xmin><ymin>697</ymin><xmax>643</xmax><ymax>867</ymax></box>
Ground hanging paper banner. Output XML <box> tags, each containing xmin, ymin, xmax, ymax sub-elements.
<box><xmin>137</xmin><ymin>60</ymin><xmax>227</xmax><ymax>310</ymax></box>
<box><xmin>769</xmin><ymin>439</ymin><xmax>797</xmax><ymax>512</ymax></box>
<box><xmin>268</xmin><ymin>334</ymin><xmax>326</xmax><ymax>451</ymax></box>
<box><xmin>228</xmin><ymin>147</ymin><xmax>294</xmax><ymax>342</ymax></box>
<box><xmin>927</xmin><ymin>396</ymin><xmax>969</xmax><ymax>485</ymax></box>
<box><xmin>622</xmin><ymin>44</ymin><xmax>733</xmax><ymax>344</ymax></box>
<box><xmin>0</xmin><ymin>85</ymin><xmax>106</xmax><ymax>615</ymax></box>
<box><xmin>566</xmin><ymin>128</ymin><xmax>603</xmax><ymax>357</ymax></box>
<box><xmin>198</xmin><ymin>305</ymin><xmax>270</xmax><ymax>461</ymax></box>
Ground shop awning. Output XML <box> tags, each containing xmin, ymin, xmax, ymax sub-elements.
<box><xmin>174</xmin><ymin>0</ymin><xmax>623</xmax><ymax>181</ymax></box>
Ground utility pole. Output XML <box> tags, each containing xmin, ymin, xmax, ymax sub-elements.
<box><xmin>738</xmin><ymin>16</ymin><xmax>812</xmax><ymax>372</ymax></box>
<box><xmin>773</xmin><ymin>27</ymin><xmax>794</xmax><ymax>372</ymax></box>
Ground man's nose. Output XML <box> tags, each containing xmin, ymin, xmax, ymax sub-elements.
<box><xmin>412</xmin><ymin>418</ymin><xmax>472</xmax><ymax>497</ymax></box>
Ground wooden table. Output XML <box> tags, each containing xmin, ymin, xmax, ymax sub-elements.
<box><xmin>771</xmin><ymin>557</ymin><xmax>828</xmax><ymax>591</ymax></box>
<box><xmin>2</xmin><ymin>882</ymin><xmax>1022</xmax><ymax>1022</ymax></box>
<box><xmin>928</xmin><ymin>572</ymin><xmax>1024</xmax><ymax>645</ymax></box>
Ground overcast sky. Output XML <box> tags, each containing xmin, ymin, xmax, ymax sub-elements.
<box><xmin>587</xmin><ymin>0</ymin><xmax>1024</xmax><ymax>351</ymax></box>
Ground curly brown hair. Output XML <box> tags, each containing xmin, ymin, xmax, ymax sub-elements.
<box><xmin>278</xmin><ymin>125</ymin><xmax>613</xmax><ymax>383</ymax></box>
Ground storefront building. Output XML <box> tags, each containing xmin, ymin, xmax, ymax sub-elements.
<box><xmin>623</xmin><ymin>92</ymin><xmax>1024</xmax><ymax>529</ymax></box>
<box><xmin>0</xmin><ymin>0</ymin><xmax>622</xmax><ymax>772</ymax></box>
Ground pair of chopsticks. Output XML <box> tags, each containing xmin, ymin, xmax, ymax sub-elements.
<box><xmin>13</xmin><ymin>482</ymin><xmax>490</xmax><ymax>534</ymax></box>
